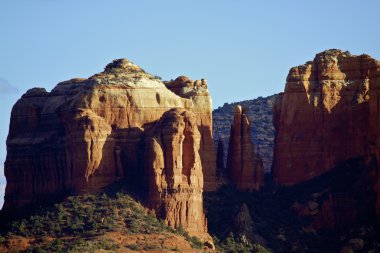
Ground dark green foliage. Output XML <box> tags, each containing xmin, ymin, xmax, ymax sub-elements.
<box><xmin>126</xmin><ymin>243</ymin><xmax>141</xmax><ymax>250</ymax></box>
<box><xmin>214</xmin><ymin>232</ymin><xmax>271</xmax><ymax>253</ymax></box>
<box><xmin>173</xmin><ymin>224</ymin><xmax>203</xmax><ymax>249</ymax></box>
<box><xmin>0</xmin><ymin>192</ymin><xmax>206</xmax><ymax>252</ymax></box>
<box><xmin>3</xmin><ymin>192</ymin><xmax>173</xmax><ymax>238</ymax></box>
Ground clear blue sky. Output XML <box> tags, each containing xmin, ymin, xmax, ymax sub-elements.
<box><xmin>0</xmin><ymin>0</ymin><xmax>379</xmax><ymax>207</ymax></box>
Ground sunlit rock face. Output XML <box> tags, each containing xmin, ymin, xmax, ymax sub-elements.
<box><xmin>165</xmin><ymin>76</ymin><xmax>217</xmax><ymax>191</ymax></box>
<box><xmin>227</xmin><ymin>105</ymin><xmax>264</xmax><ymax>191</ymax></box>
<box><xmin>3</xmin><ymin>59</ymin><xmax>213</xmax><ymax>235</ymax></box>
<box><xmin>145</xmin><ymin>109</ymin><xmax>207</xmax><ymax>236</ymax></box>
<box><xmin>272</xmin><ymin>49</ymin><xmax>380</xmax><ymax>216</ymax></box>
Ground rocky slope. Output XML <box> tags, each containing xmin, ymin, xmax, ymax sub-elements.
<box><xmin>226</xmin><ymin>105</ymin><xmax>264</xmax><ymax>190</ymax></box>
<box><xmin>213</xmin><ymin>95</ymin><xmax>277</xmax><ymax>173</ymax></box>
<box><xmin>3</xmin><ymin>59</ymin><xmax>214</xmax><ymax>237</ymax></box>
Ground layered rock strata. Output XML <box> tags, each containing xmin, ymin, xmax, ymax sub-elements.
<box><xmin>3</xmin><ymin>59</ymin><xmax>212</xmax><ymax>235</ymax></box>
<box><xmin>272</xmin><ymin>49</ymin><xmax>380</xmax><ymax>216</ymax></box>
<box><xmin>165</xmin><ymin>76</ymin><xmax>217</xmax><ymax>191</ymax></box>
<box><xmin>227</xmin><ymin>105</ymin><xmax>264</xmax><ymax>190</ymax></box>
<box><xmin>145</xmin><ymin>109</ymin><xmax>207</xmax><ymax>236</ymax></box>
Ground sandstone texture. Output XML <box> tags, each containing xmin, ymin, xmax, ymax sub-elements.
<box><xmin>145</xmin><ymin>109</ymin><xmax>207</xmax><ymax>236</ymax></box>
<box><xmin>227</xmin><ymin>105</ymin><xmax>264</xmax><ymax>191</ymax></box>
<box><xmin>273</xmin><ymin>50</ymin><xmax>379</xmax><ymax>184</ymax></box>
<box><xmin>3</xmin><ymin>59</ymin><xmax>213</xmax><ymax>236</ymax></box>
<box><xmin>272</xmin><ymin>49</ymin><xmax>380</xmax><ymax>216</ymax></box>
<box><xmin>165</xmin><ymin>76</ymin><xmax>217</xmax><ymax>191</ymax></box>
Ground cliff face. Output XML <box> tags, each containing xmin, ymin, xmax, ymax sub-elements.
<box><xmin>273</xmin><ymin>50</ymin><xmax>380</xmax><ymax>184</ymax></box>
<box><xmin>3</xmin><ymin>59</ymin><xmax>211</xmax><ymax>235</ymax></box>
<box><xmin>272</xmin><ymin>49</ymin><xmax>380</xmax><ymax>215</ymax></box>
<box><xmin>227</xmin><ymin>105</ymin><xmax>264</xmax><ymax>191</ymax></box>
<box><xmin>368</xmin><ymin>72</ymin><xmax>380</xmax><ymax>218</ymax></box>
<box><xmin>165</xmin><ymin>76</ymin><xmax>217</xmax><ymax>191</ymax></box>
<box><xmin>145</xmin><ymin>109</ymin><xmax>207</xmax><ymax>236</ymax></box>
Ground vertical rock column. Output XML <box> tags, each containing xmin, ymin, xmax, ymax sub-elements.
<box><xmin>165</xmin><ymin>76</ymin><xmax>217</xmax><ymax>191</ymax></box>
<box><xmin>145</xmin><ymin>109</ymin><xmax>208</xmax><ymax>237</ymax></box>
<box><xmin>227</xmin><ymin>105</ymin><xmax>264</xmax><ymax>191</ymax></box>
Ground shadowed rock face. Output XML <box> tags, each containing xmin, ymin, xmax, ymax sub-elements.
<box><xmin>3</xmin><ymin>59</ymin><xmax>212</xmax><ymax>236</ymax></box>
<box><xmin>227</xmin><ymin>105</ymin><xmax>264</xmax><ymax>191</ymax></box>
<box><xmin>272</xmin><ymin>49</ymin><xmax>380</xmax><ymax>216</ymax></box>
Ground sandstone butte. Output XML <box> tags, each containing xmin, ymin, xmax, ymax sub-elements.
<box><xmin>227</xmin><ymin>105</ymin><xmax>264</xmax><ymax>191</ymax></box>
<box><xmin>3</xmin><ymin>59</ymin><xmax>216</xmax><ymax>238</ymax></box>
<box><xmin>272</xmin><ymin>49</ymin><xmax>380</xmax><ymax>217</ymax></box>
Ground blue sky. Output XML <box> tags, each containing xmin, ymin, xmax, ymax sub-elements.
<box><xmin>0</xmin><ymin>0</ymin><xmax>379</xmax><ymax>207</ymax></box>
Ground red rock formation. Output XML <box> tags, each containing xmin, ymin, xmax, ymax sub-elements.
<box><xmin>145</xmin><ymin>109</ymin><xmax>207</xmax><ymax>237</ymax></box>
<box><xmin>227</xmin><ymin>105</ymin><xmax>264</xmax><ymax>191</ymax></box>
<box><xmin>273</xmin><ymin>50</ymin><xmax>380</xmax><ymax>184</ymax></box>
<box><xmin>273</xmin><ymin>49</ymin><xmax>380</xmax><ymax>218</ymax></box>
<box><xmin>165</xmin><ymin>76</ymin><xmax>217</xmax><ymax>191</ymax></box>
<box><xmin>368</xmin><ymin>66</ymin><xmax>380</xmax><ymax>218</ymax></box>
<box><xmin>312</xmin><ymin>194</ymin><xmax>357</xmax><ymax>230</ymax></box>
<box><xmin>3</xmin><ymin>59</ymin><xmax>213</xmax><ymax>236</ymax></box>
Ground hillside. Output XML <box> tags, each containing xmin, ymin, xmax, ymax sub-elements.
<box><xmin>213</xmin><ymin>94</ymin><xmax>278</xmax><ymax>173</ymax></box>
<box><xmin>0</xmin><ymin>192</ymin><xmax>206</xmax><ymax>253</ymax></box>
<box><xmin>0</xmin><ymin>190</ymin><xmax>273</xmax><ymax>253</ymax></box>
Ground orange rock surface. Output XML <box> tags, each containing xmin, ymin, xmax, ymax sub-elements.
<box><xmin>227</xmin><ymin>105</ymin><xmax>264</xmax><ymax>191</ymax></box>
<box><xmin>145</xmin><ymin>109</ymin><xmax>207</xmax><ymax>237</ymax></box>
<box><xmin>165</xmin><ymin>76</ymin><xmax>217</xmax><ymax>191</ymax></box>
<box><xmin>272</xmin><ymin>49</ymin><xmax>380</xmax><ymax>215</ymax></box>
<box><xmin>3</xmin><ymin>59</ymin><xmax>213</xmax><ymax>235</ymax></box>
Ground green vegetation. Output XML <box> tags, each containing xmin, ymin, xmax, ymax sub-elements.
<box><xmin>4</xmin><ymin>193</ymin><xmax>166</xmax><ymax>237</ymax></box>
<box><xmin>1</xmin><ymin>192</ymin><xmax>205</xmax><ymax>252</ymax></box>
<box><xmin>174</xmin><ymin>224</ymin><xmax>203</xmax><ymax>249</ymax></box>
<box><xmin>213</xmin><ymin>233</ymin><xmax>271</xmax><ymax>253</ymax></box>
<box><xmin>24</xmin><ymin>238</ymin><xmax>120</xmax><ymax>253</ymax></box>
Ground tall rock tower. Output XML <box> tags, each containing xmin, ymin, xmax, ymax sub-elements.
<box><xmin>227</xmin><ymin>105</ymin><xmax>264</xmax><ymax>190</ymax></box>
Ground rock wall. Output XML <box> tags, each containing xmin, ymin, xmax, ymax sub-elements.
<box><xmin>273</xmin><ymin>50</ymin><xmax>380</xmax><ymax>184</ymax></box>
<box><xmin>368</xmin><ymin>65</ymin><xmax>380</xmax><ymax>218</ymax></box>
<box><xmin>227</xmin><ymin>105</ymin><xmax>264</xmax><ymax>191</ymax></box>
<box><xmin>145</xmin><ymin>109</ymin><xmax>207</xmax><ymax>236</ymax></box>
<box><xmin>272</xmin><ymin>49</ymin><xmax>380</xmax><ymax>216</ymax></box>
<box><xmin>165</xmin><ymin>76</ymin><xmax>217</xmax><ymax>191</ymax></box>
<box><xmin>3</xmin><ymin>59</ymin><xmax>212</xmax><ymax>235</ymax></box>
